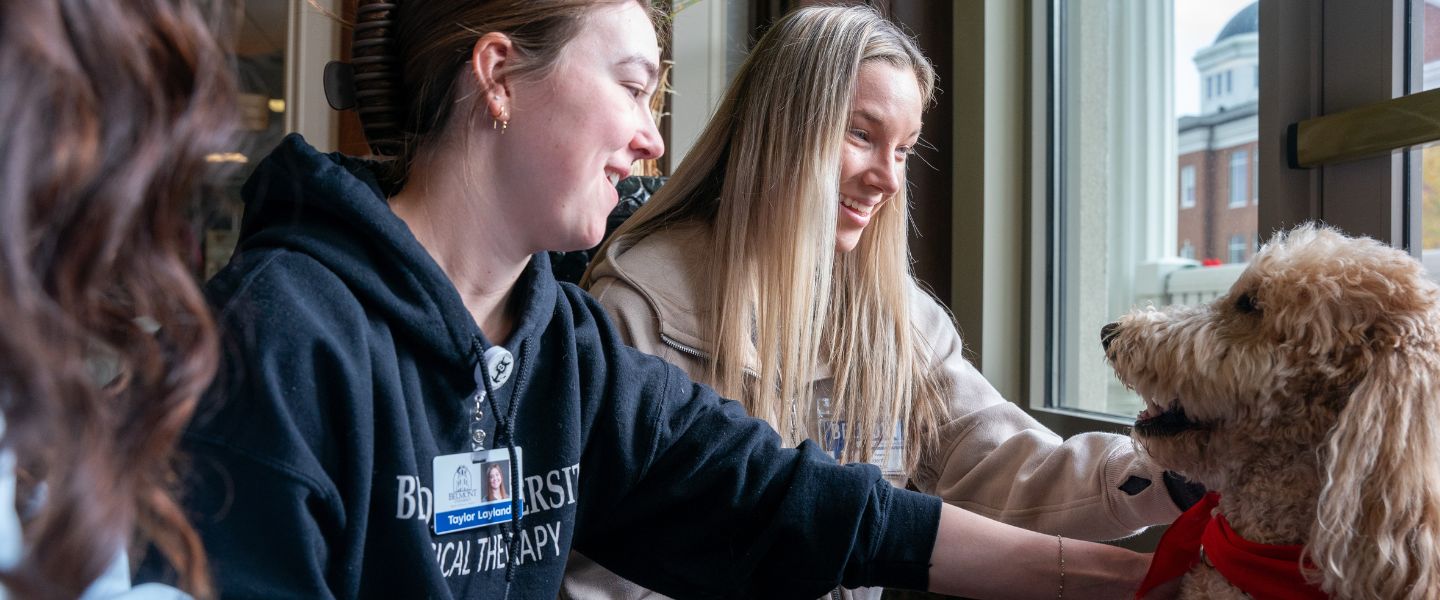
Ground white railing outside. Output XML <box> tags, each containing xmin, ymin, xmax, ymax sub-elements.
<box><xmin>1132</xmin><ymin>259</ymin><xmax>1245</xmax><ymax>308</ymax></box>
<box><xmin>1164</xmin><ymin>263</ymin><xmax>1247</xmax><ymax>305</ymax></box>
<box><xmin>1422</xmin><ymin>249</ymin><xmax>1440</xmax><ymax>279</ymax></box>
<box><xmin>1142</xmin><ymin>248</ymin><xmax>1440</xmax><ymax>308</ymax></box>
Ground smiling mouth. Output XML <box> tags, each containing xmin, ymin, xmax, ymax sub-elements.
<box><xmin>840</xmin><ymin>196</ymin><xmax>874</xmax><ymax>216</ymax></box>
<box><xmin>1134</xmin><ymin>398</ymin><xmax>1205</xmax><ymax>437</ymax></box>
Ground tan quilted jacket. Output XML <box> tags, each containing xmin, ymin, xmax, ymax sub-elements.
<box><xmin>560</xmin><ymin>224</ymin><xmax>1178</xmax><ymax>600</ymax></box>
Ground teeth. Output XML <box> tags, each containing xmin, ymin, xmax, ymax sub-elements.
<box><xmin>1137</xmin><ymin>396</ymin><xmax>1179</xmax><ymax>421</ymax></box>
<box><xmin>840</xmin><ymin>196</ymin><xmax>872</xmax><ymax>215</ymax></box>
<box><xmin>607</xmin><ymin>173</ymin><xmax>621</xmax><ymax>186</ymax></box>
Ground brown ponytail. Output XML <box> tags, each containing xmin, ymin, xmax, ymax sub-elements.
<box><xmin>353</xmin><ymin>2</ymin><xmax>404</xmax><ymax>156</ymax></box>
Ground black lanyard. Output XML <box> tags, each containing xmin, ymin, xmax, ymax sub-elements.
<box><xmin>468</xmin><ymin>337</ymin><xmax>531</xmax><ymax>594</ymax></box>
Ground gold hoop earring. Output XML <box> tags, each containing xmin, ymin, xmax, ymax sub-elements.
<box><xmin>490</xmin><ymin>98</ymin><xmax>507</xmax><ymax>132</ymax></box>
<box><xmin>500</xmin><ymin>109</ymin><xmax>509</xmax><ymax>135</ymax></box>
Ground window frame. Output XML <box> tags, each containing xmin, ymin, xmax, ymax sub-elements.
<box><xmin>1253</xmin><ymin>152</ymin><xmax>1260</xmax><ymax>204</ymax></box>
<box><xmin>289</xmin><ymin>0</ymin><xmax>341</xmax><ymax>149</ymax></box>
<box><xmin>668</xmin><ymin>0</ymin><xmax>737</xmax><ymax>167</ymax></box>
<box><xmin>1018</xmin><ymin>0</ymin><xmax>1420</xmax><ymax>437</ymax></box>
<box><xmin>1259</xmin><ymin>0</ymin><xmax>1418</xmax><ymax>247</ymax></box>
<box><xmin>1024</xmin><ymin>0</ymin><xmax>1145</xmax><ymax>433</ymax></box>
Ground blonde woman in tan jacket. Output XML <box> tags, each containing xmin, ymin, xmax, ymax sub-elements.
<box><xmin>567</xmin><ymin>5</ymin><xmax>1192</xmax><ymax>599</ymax></box>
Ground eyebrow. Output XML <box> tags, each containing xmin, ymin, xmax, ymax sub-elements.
<box><xmin>852</xmin><ymin>108</ymin><xmax>923</xmax><ymax>139</ymax></box>
<box><xmin>616</xmin><ymin>54</ymin><xmax>660</xmax><ymax>85</ymax></box>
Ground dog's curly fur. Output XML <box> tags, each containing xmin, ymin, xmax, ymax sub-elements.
<box><xmin>1105</xmin><ymin>224</ymin><xmax>1440</xmax><ymax>599</ymax></box>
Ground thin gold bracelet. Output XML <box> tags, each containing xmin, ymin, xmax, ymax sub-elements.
<box><xmin>1056</xmin><ymin>535</ymin><xmax>1065</xmax><ymax>599</ymax></box>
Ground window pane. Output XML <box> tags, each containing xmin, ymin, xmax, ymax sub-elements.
<box><xmin>197</xmin><ymin>0</ymin><xmax>290</xmax><ymax>280</ymax></box>
<box><xmin>1179</xmin><ymin>165</ymin><xmax>1197</xmax><ymax>208</ymax></box>
<box><xmin>1229</xmin><ymin>150</ymin><xmax>1248</xmax><ymax>207</ymax></box>
<box><xmin>1051</xmin><ymin>0</ymin><xmax>1257</xmax><ymax>418</ymax></box>
<box><xmin>1228</xmin><ymin>234</ymin><xmax>1246</xmax><ymax>263</ymax></box>
<box><xmin>1419</xmin><ymin>1</ymin><xmax>1440</xmax><ymax>273</ymax></box>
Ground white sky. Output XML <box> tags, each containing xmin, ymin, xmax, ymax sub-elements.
<box><xmin>1174</xmin><ymin>0</ymin><xmax>1255</xmax><ymax>117</ymax></box>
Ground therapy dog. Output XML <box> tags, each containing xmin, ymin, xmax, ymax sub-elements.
<box><xmin>1104</xmin><ymin>224</ymin><xmax>1440</xmax><ymax>599</ymax></box>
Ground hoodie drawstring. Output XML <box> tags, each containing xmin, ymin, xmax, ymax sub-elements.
<box><xmin>473</xmin><ymin>336</ymin><xmax>531</xmax><ymax>596</ymax></box>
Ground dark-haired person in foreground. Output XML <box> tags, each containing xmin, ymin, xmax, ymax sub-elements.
<box><xmin>0</xmin><ymin>0</ymin><xmax>236</xmax><ymax>597</ymax></box>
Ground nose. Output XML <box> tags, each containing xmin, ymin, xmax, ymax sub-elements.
<box><xmin>630</xmin><ymin>109</ymin><xmax>665</xmax><ymax>162</ymax></box>
<box><xmin>866</xmin><ymin>153</ymin><xmax>903</xmax><ymax>196</ymax></box>
<box><xmin>1101</xmin><ymin>322</ymin><xmax>1119</xmax><ymax>352</ymax></box>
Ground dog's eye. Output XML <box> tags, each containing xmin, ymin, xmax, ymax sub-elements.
<box><xmin>1234</xmin><ymin>292</ymin><xmax>1260</xmax><ymax>314</ymax></box>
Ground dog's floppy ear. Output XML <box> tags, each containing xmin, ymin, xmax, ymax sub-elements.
<box><xmin>1309</xmin><ymin>345</ymin><xmax>1440</xmax><ymax>598</ymax></box>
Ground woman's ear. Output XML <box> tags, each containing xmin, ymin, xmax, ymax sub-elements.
<box><xmin>470</xmin><ymin>32</ymin><xmax>514</xmax><ymax>121</ymax></box>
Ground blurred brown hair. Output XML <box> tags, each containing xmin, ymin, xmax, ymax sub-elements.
<box><xmin>0</xmin><ymin>0</ymin><xmax>235</xmax><ymax>597</ymax></box>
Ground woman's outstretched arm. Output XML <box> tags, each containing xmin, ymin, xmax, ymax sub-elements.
<box><xmin>929</xmin><ymin>503</ymin><xmax>1150</xmax><ymax>599</ymax></box>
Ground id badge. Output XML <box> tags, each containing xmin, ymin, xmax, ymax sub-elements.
<box><xmin>432</xmin><ymin>447</ymin><xmax>524</xmax><ymax>535</ymax></box>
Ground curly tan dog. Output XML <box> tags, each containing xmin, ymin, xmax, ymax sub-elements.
<box><xmin>1104</xmin><ymin>224</ymin><xmax>1440</xmax><ymax>599</ymax></box>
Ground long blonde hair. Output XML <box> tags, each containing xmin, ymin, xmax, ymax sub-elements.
<box><xmin>588</xmin><ymin>5</ymin><xmax>946</xmax><ymax>471</ymax></box>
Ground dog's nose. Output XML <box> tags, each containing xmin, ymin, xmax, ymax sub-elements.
<box><xmin>1101</xmin><ymin>322</ymin><xmax>1119</xmax><ymax>352</ymax></box>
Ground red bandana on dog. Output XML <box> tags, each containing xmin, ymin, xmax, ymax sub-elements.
<box><xmin>1135</xmin><ymin>492</ymin><xmax>1329</xmax><ymax>599</ymax></box>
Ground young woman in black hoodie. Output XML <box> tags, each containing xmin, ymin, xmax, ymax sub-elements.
<box><xmin>148</xmin><ymin>1</ymin><xmax>1159</xmax><ymax>598</ymax></box>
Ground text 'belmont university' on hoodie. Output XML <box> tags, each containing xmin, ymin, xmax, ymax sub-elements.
<box><xmin>137</xmin><ymin>135</ymin><xmax>942</xmax><ymax>599</ymax></box>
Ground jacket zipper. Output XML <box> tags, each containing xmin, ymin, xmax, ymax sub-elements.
<box><xmin>659</xmin><ymin>333</ymin><xmax>759</xmax><ymax>378</ymax></box>
<box><xmin>659</xmin><ymin>332</ymin><xmax>711</xmax><ymax>360</ymax></box>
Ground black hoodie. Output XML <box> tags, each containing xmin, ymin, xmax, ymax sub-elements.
<box><xmin>145</xmin><ymin>135</ymin><xmax>940</xmax><ymax>599</ymax></box>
